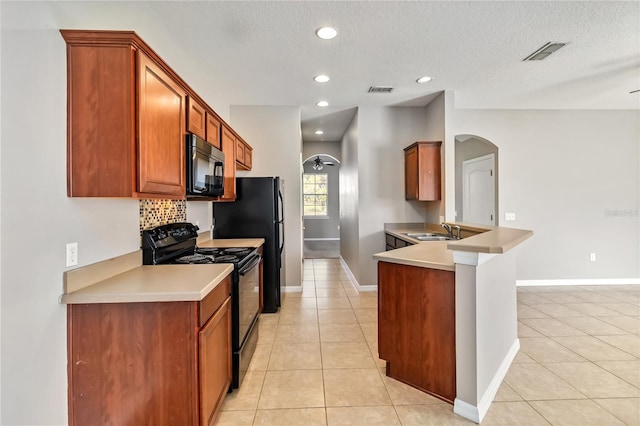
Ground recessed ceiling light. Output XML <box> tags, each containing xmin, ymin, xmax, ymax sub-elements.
<box><xmin>316</xmin><ymin>27</ymin><xmax>337</xmax><ymax>40</ymax></box>
<box><xmin>315</xmin><ymin>130</ymin><xmax>324</xmax><ymax>135</ymax></box>
<box><xmin>316</xmin><ymin>101</ymin><xmax>329</xmax><ymax>107</ymax></box>
<box><xmin>314</xmin><ymin>74</ymin><xmax>330</xmax><ymax>83</ymax></box>
<box><xmin>416</xmin><ymin>76</ymin><xmax>433</xmax><ymax>84</ymax></box>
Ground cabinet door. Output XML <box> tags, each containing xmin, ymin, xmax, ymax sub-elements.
<box><xmin>416</xmin><ymin>143</ymin><xmax>441</xmax><ymax>201</ymax></box>
<box><xmin>404</xmin><ymin>142</ymin><xmax>441</xmax><ymax>201</ymax></box>
<box><xmin>236</xmin><ymin>141</ymin><xmax>252</xmax><ymax>171</ymax></box>
<box><xmin>199</xmin><ymin>297</ymin><xmax>231</xmax><ymax>426</ymax></box>
<box><xmin>236</xmin><ymin>139</ymin><xmax>245</xmax><ymax>166</ymax></box>
<box><xmin>206</xmin><ymin>113</ymin><xmax>222</xmax><ymax>149</ymax></box>
<box><xmin>218</xmin><ymin>126</ymin><xmax>236</xmax><ymax>201</ymax></box>
<box><xmin>378</xmin><ymin>261</ymin><xmax>455</xmax><ymax>402</ymax></box>
<box><xmin>244</xmin><ymin>146</ymin><xmax>253</xmax><ymax>170</ymax></box>
<box><xmin>404</xmin><ymin>145</ymin><xmax>419</xmax><ymax>200</ymax></box>
<box><xmin>67</xmin><ymin>302</ymin><xmax>199</xmax><ymax>426</ymax></box>
<box><xmin>65</xmin><ymin>42</ymin><xmax>136</xmax><ymax>197</ymax></box>
<box><xmin>137</xmin><ymin>52</ymin><xmax>186</xmax><ymax>197</ymax></box>
<box><xmin>187</xmin><ymin>97</ymin><xmax>206</xmax><ymax>139</ymax></box>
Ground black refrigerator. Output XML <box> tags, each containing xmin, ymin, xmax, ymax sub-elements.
<box><xmin>213</xmin><ymin>177</ymin><xmax>284</xmax><ymax>313</ymax></box>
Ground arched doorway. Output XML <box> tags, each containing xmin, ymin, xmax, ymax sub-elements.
<box><xmin>455</xmin><ymin>135</ymin><xmax>499</xmax><ymax>226</ymax></box>
<box><xmin>302</xmin><ymin>154</ymin><xmax>341</xmax><ymax>258</ymax></box>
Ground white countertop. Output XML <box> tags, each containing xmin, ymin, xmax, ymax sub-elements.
<box><xmin>61</xmin><ymin>264</ymin><xmax>234</xmax><ymax>304</ymax></box>
<box><xmin>374</xmin><ymin>241</ymin><xmax>455</xmax><ymax>271</ymax></box>
<box><xmin>377</xmin><ymin>224</ymin><xmax>533</xmax><ymax>269</ymax></box>
<box><xmin>61</xmin><ymin>237</ymin><xmax>265</xmax><ymax>304</ymax></box>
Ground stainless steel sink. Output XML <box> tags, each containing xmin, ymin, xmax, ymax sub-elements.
<box><xmin>416</xmin><ymin>236</ymin><xmax>454</xmax><ymax>241</ymax></box>
<box><xmin>403</xmin><ymin>232</ymin><xmax>457</xmax><ymax>241</ymax></box>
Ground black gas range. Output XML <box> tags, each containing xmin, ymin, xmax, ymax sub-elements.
<box><xmin>141</xmin><ymin>222</ymin><xmax>261</xmax><ymax>389</ymax></box>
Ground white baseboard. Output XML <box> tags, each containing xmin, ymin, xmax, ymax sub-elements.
<box><xmin>282</xmin><ymin>285</ymin><xmax>302</xmax><ymax>293</ymax></box>
<box><xmin>477</xmin><ymin>338</ymin><xmax>520</xmax><ymax>422</ymax></box>
<box><xmin>517</xmin><ymin>278</ymin><xmax>640</xmax><ymax>286</ymax></box>
<box><xmin>303</xmin><ymin>238</ymin><xmax>340</xmax><ymax>241</ymax></box>
<box><xmin>453</xmin><ymin>399</ymin><xmax>480</xmax><ymax>424</ymax></box>
<box><xmin>454</xmin><ymin>339</ymin><xmax>520</xmax><ymax>424</ymax></box>
<box><xmin>338</xmin><ymin>256</ymin><xmax>377</xmax><ymax>292</ymax></box>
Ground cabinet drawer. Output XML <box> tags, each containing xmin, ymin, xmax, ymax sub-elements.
<box><xmin>199</xmin><ymin>275</ymin><xmax>231</xmax><ymax>327</ymax></box>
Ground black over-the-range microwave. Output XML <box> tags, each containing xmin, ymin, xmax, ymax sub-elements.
<box><xmin>186</xmin><ymin>133</ymin><xmax>225</xmax><ymax>197</ymax></box>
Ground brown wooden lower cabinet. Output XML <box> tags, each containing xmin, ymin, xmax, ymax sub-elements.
<box><xmin>67</xmin><ymin>276</ymin><xmax>232</xmax><ymax>426</ymax></box>
<box><xmin>199</xmin><ymin>297</ymin><xmax>231</xmax><ymax>426</ymax></box>
<box><xmin>377</xmin><ymin>261</ymin><xmax>456</xmax><ymax>403</ymax></box>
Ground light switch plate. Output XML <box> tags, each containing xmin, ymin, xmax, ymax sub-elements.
<box><xmin>505</xmin><ymin>212</ymin><xmax>516</xmax><ymax>221</ymax></box>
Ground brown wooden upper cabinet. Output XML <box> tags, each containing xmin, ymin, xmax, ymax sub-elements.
<box><xmin>236</xmin><ymin>138</ymin><xmax>245</xmax><ymax>166</ymax></box>
<box><xmin>187</xmin><ymin>96</ymin><xmax>206</xmax><ymax>139</ymax></box>
<box><xmin>404</xmin><ymin>141</ymin><xmax>442</xmax><ymax>201</ymax></box>
<box><xmin>219</xmin><ymin>125</ymin><xmax>237</xmax><ymax>202</ymax></box>
<box><xmin>62</xmin><ymin>30</ymin><xmax>186</xmax><ymax>199</ymax></box>
<box><xmin>206</xmin><ymin>113</ymin><xmax>222</xmax><ymax>150</ymax></box>
<box><xmin>236</xmin><ymin>138</ymin><xmax>253</xmax><ymax>171</ymax></box>
<box><xmin>188</xmin><ymin>96</ymin><xmax>222</xmax><ymax>151</ymax></box>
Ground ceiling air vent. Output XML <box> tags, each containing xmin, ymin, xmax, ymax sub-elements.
<box><xmin>368</xmin><ymin>86</ymin><xmax>394</xmax><ymax>93</ymax></box>
<box><xmin>523</xmin><ymin>42</ymin><xmax>566</xmax><ymax>61</ymax></box>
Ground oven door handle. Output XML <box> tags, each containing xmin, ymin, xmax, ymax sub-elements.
<box><xmin>238</xmin><ymin>254</ymin><xmax>262</xmax><ymax>276</ymax></box>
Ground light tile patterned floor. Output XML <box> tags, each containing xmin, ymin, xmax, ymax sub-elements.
<box><xmin>216</xmin><ymin>259</ymin><xmax>640</xmax><ymax>425</ymax></box>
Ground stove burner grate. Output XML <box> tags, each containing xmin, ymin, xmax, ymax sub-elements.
<box><xmin>223</xmin><ymin>247</ymin><xmax>250</xmax><ymax>254</ymax></box>
<box><xmin>196</xmin><ymin>247</ymin><xmax>220</xmax><ymax>255</ymax></box>
<box><xmin>215</xmin><ymin>255</ymin><xmax>239</xmax><ymax>263</ymax></box>
<box><xmin>174</xmin><ymin>254</ymin><xmax>213</xmax><ymax>264</ymax></box>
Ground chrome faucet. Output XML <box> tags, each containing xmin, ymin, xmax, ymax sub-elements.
<box><xmin>441</xmin><ymin>223</ymin><xmax>452</xmax><ymax>236</ymax></box>
<box><xmin>453</xmin><ymin>225</ymin><xmax>461</xmax><ymax>239</ymax></box>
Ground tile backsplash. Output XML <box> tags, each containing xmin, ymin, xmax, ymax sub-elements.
<box><xmin>139</xmin><ymin>199</ymin><xmax>187</xmax><ymax>232</ymax></box>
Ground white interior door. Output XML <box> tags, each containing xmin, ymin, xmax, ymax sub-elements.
<box><xmin>462</xmin><ymin>154</ymin><xmax>496</xmax><ymax>226</ymax></box>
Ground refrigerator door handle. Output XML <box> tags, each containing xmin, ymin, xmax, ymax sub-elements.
<box><xmin>277</xmin><ymin>187</ymin><xmax>284</xmax><ymax>254</ymax></box>
<box><xmin>279</xmin><ymin>221</ymin><xmax>285</xmax><ymax>254</ymax></box>
<box><xmin>278</xmin><ymin>190</ymin><xmax>284</xmax><ymax>222</ymax></box>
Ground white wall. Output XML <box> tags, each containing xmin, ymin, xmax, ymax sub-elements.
<box><xmin>449</xmin><ymin>109</ymin><xmax>640</xmax><ymax>280</ymax></box>
<box><xmin>302</xmin><ymin>140</ymin><xmax>342</xmax><ymax>162</ymax></box>
<box><xmin>340</xmin><ymin>112</ymin><xmax>360</xmax><ymax>280</ymax></box>
<box><xmin>229</xmin><ymin>105</ymin><xmax>303</xmax><ymax>288</ymax></box>
<box><xmin>354</xmin><ymin>106</ymin><xmax>436</xmax><ymax>285</ymax></box>
<box><xmin>0</xmin><ymin>2</ymin><xmax>237</xmax><ymax>424</ymax></box>
<box><xmin>422</xmin><ymin>92</ymin><xmax>447</xmax><ymax>223</ymax></box>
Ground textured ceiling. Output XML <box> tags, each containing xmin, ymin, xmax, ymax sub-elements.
<box><xmin>147</xmin><ymin>1</ymin><xmax>640</xmax><ymax>142</ymax></box>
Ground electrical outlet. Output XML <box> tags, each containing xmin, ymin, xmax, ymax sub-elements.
<box><xmin>66</xmin><ymin>242</ymin><xmax>78</xmax><ymax>267</ymax></box>
<box><xmin>505</xmin><ymin>212</ymin><xmax>516</xmax><ymax>221</ymax></box>
<box><xmin>590</xmin><ymin>253</ymin><xmax>596</xmax><ymax>262</ymax></box>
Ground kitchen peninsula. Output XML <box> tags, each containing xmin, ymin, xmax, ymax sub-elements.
<box><xmin>374</xmin><ymin>223</ymin><xmax>532</xmax><ymax>424</ymax></box>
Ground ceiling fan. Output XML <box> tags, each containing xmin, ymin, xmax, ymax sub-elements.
<box><xmin>307</xmin><ymin>156</ymin><xmax>335</xmax><ymax>171</ymax></box>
